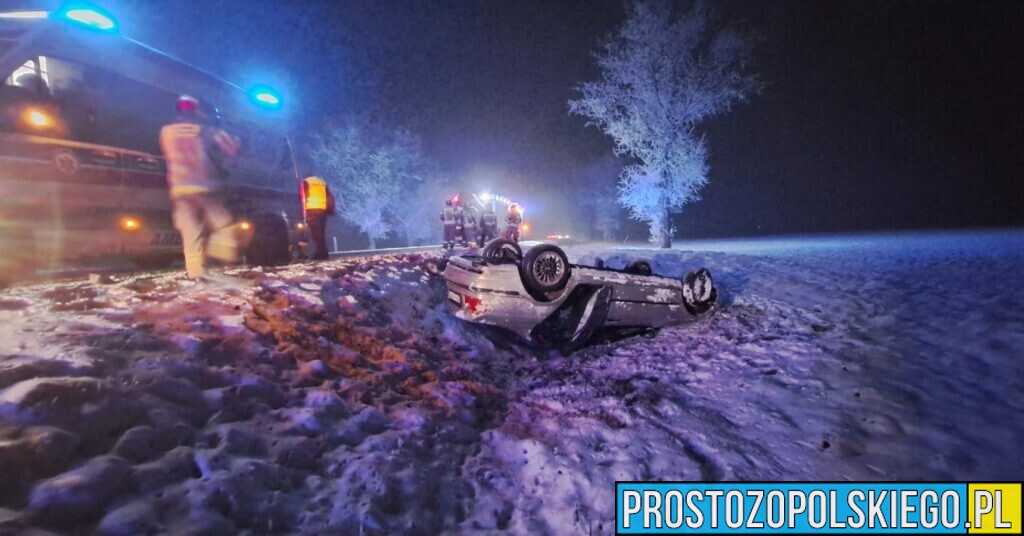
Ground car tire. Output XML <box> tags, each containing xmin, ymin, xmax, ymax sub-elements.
<box><xmin>682</xmin><ymin>268</ymin><xmax>717</xmax><ymax>315</ymax></box>
<box><xmin>625</xmin><ymin>260</ymin><xmax>652</xmax><ymax>275</ymax></box>
<box><xmin>520</xmin><ymin>243</ymin><xmax>571</xmax><ymax>299</ymax></box>
<box><xmin>481</xmin><ymin>238</ymin><xmax>522</xmax><ymax>261</ymax></box>
<box><xmin>245</xmin><ymin>214</ymin><xmax>291</xmax><ymax>266</ymax></box>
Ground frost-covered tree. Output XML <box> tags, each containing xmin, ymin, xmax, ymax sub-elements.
<box><xmin>392</xmin><ymin>166</ymin><xmax>453</xmax><ymax>247</ymax></box>
<box><xmin>391</xmin><ymin>188</ymin><xmax>435</xmax><ymax>246</ymax></box>
<box><xmin>570</xmin><ymin>0</ymin><xmax>758</xmax><ymax>247</ymax></box>
<box><xmin>310</xmin><ymin>125</ymin><xmax>392</xmax><ymax>248</ymax></box>
<box><xmin>311</xmin><ymin>123</ymin><xmax>439</xmax><ymax>248</ymax></box>
<box><xmin>376</xmin><ymin>129</ymin><xmax>431</xmax><ymax>246</ymax></box>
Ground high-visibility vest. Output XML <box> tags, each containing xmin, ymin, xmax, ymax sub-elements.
<box><xmin>302</xmin><ymin>176</ymin><xmax>328</xmax><ymax>211</ymax></box>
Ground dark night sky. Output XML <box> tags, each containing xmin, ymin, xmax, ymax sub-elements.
<box><xmin>46</xmin><ymin>0</ymin><xmax>1024</xmax><ymax>237</ymax></box>
<box><xmin>694</xmin><ymin>1</ymin><xmax>1024</xmax><ymax>237</ymax></box>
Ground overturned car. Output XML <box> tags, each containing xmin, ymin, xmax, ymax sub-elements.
<box><xmin>442</xmin><ymin>239</ymin><xmax>717</xmax><ymax>353</ymax></box>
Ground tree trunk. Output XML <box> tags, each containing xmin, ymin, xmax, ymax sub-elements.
<box><xmin>660</xmin><ymin>208</ymin><xmax>672</xmax><ymax>249</ymax></box>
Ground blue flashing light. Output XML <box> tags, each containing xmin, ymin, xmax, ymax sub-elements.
<box><xmin>57</xmin><ymin>4</ymin><xmax>118</xmax><ymax>33</ymax></box>
<box><xmin>250</xmin><ymin>85</ymin><xmax>283</xmax><ymax>110</ymax></box>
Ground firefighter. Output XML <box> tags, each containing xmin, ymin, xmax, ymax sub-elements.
<box><xmin>480</xmin><ymin>202</ymin><xmax>498</xmax><ymax>244</ymax></box>
<box><xmin>159</xmin><ymin>95</ymin><xmax>240</xmax><ymax>280</ymax></box>
<box><xmin>440</xmin><ymin>199</ymin><xmax>456</xmax><ymax>249</ymax></box>
<box><xmin>453</xmin><ymin>197</ymin><xmax>466</xmax><ymax>247</ymax></box>
<box><xmin>504</xmin><ymin>203</ymin><xmax>523</xmax><ymax>243</ymax></box>
<box><xmin>300</xmin><ymin>174</ymin><xmax>336</xmax><ymax>260</ymax></box>
<box><xmin>464</xmin><ymin>211</ymin><xmax>479</xmax><ymax>248</ymax></box>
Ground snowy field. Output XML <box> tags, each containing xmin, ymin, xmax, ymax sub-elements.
<box><xmin>0</xmin><ymin>229</ymin><xmax>1021</xmax><ymax>534</ymax></box>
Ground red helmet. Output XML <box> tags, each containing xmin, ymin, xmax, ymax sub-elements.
<box><xmin>176</xmin><ymin>95</ymin><xmax>199</xmax><ymax>114</ymax></box>
<box><xmin>177</xmin><ymin>95</ymin><xmax>220</xmax><ymax>122</ymax></box>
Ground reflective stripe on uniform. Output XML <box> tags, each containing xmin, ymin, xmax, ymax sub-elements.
<box><xmin>169</xmin><ymin>185</ymin><xmax>211</xmax><ymax>198</ymax></box>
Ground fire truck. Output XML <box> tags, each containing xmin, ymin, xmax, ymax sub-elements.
<box><xmin>0</xmin><ymin>6</ymin><xmax>302</xmax><ymax>282</ymax></box>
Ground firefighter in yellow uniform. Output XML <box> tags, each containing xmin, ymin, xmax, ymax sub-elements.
<box><xmin>300</xmin><ymin>175</ymin><xmax>335</xmax><ymax>260</ymax></box>
<box><xmin>158</xmin><ymin>95</ymin><xmax>241</xmax><ymax>279</ymax></box>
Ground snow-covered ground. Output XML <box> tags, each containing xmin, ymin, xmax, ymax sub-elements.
<box><xmin>0</xmin><ymin>230</ymin><xmax>1021</xmax><ymax>534</ymax></box>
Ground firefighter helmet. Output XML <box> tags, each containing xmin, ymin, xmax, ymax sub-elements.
<box><xmin>176</xmin><ymin>95</ymin><xmax>199</xmax><ymax>114</ymax></box>
<box><xmin>176</xmin><ymin>95</ymin><xmax>220</xmax><ymax>123</ymax></box>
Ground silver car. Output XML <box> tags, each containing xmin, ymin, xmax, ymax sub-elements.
<box><xmin>442</xmin><ymin>239</ymin><xmax>717</xmax><ymax>353</ymax></box>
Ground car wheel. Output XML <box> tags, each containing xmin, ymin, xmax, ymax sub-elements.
<box><xmin>625</xmin><ymin>260</ymin><xmax>652</xmax><ymax>275</ymax></box>
<box><xmin>481</xmin><ymin>238</ymin><xmax>522</xmax><ymax>261</ymax></box>
<box><xmin>520</xmin><ymin>244</ymin><xmax>571</xmax><ymax>299</ymax></box>
<box><xmin>129</xmin><ymin>254</ymin><xmax>178</xmax><ymax>271</ymax></box>
<box><xmin>682</xmin><ymin>268</ymin><xmax>717</xmax><ymax>315</ymax></box>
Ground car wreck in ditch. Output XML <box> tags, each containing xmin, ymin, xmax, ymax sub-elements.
<box><xmin>442</xmin><ymin>239</ymin><xmax>718</xmax><ymax>353</ymax></box>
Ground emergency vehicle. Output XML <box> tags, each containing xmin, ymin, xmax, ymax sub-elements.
<box><xmin>0</xmin><ymin>6</ymin><xmax>301</xmax><ymax>281</ymax></box>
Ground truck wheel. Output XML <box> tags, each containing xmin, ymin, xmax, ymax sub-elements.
<box><xmin>245</xmin><ymin>214</ymin><xmax>291</xmax><ymax>266</ymax></box>
<box><xmin>682</xmin><ymin>268</ymin><xmax>717</xmax><ymax>315</ymax></box>
<box><xmin>481</xmin><ymin>238</ymin><xmax>522</xmax><ymax>261</ymax></box>
<box><xmin>129</xmin><ymin>254</ymin><xmax>178</xmax><ymax>271</ymax></box>
<box><xmin>624</xmin><ymin>260</ymin><xmax>652</xmax><ymax>275</ymax></box>
<box><xmin>520</xmin><ymin>244</ymin><xmax>571</xmax><ymax>299</ymax></box>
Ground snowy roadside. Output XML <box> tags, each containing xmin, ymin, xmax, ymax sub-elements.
<box><xmin>0</xmin><ymin>232</ymin><xmax>1022</xmax><ymax>534</ymax></box>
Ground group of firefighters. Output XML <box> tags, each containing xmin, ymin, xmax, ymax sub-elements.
<box><xmin>440</xmin><ymin>196</ymin><xmax>523</xmax><ymax>249</ymax></box>
<box><xmin>159</xmin><ymin>93</ymin><xmax>525</xmax><ymax>280</ymax></box>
